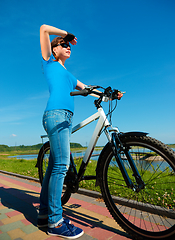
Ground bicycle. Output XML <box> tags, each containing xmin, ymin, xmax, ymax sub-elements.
<box><xmin>36</xmin><ymin>86</ymin><xmax>175</xmax><ymax>240</ymax></box>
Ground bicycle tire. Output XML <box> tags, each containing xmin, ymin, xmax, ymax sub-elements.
<box><xmin>37</xmin><ymin>141</ymin><xmax>71</xmax><ymax>205</ymax></box>
<box><xmin>99</xmin><ymin>134</ymin><xmax>175</xmax><ymax>240</ymax></box>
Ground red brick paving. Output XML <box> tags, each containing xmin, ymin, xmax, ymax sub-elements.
<box><xmin>5</xmin><ymin>210</ymin><xmax>21</xmax><ymax>218</ymax></box>
<box><xmin>0</xmin><ymin>172</ymin><xmax>131</xmax><ymax>239</ymax></box>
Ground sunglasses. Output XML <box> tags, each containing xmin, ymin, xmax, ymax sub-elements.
<box><xmin>57</xmin><ymin>43</ymin><xmax>71</xmax><ymax>49</ymax></box>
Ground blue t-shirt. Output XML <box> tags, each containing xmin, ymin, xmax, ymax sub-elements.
<box><xmin>42</xmin><ymin>54</ymin><xmax>77</xmax><ymax>113</ymax></box>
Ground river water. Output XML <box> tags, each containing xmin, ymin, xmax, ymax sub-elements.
<box><xmin>8</xmin><ymin>150</ymin><xmax>101</xmax><ymax>161</ymax></box>
<box><xmin>8</xmin><ymin>148</ymin><xmax>175</xmax><ymax>161</ymax></box>
<box><xmin>8</xmin><ymin>148</ymin><xmax>175</xmax><ymax>172</ymax></box>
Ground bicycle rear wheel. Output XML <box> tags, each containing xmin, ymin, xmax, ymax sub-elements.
<box><xmin>37</xmin><ymin>141</ymin><xmax>71</xmax><ymax>205</ymax></box>
<box><xmin>99</xmin><ymin>135</ymin><xmax>175</xmax><ymax>240</ymax></box>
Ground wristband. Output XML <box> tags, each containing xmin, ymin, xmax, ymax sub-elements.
<box><xmin>63</xmin><ymin>32</ymin><xmax>75</xmax><ymax>42</ymax></box>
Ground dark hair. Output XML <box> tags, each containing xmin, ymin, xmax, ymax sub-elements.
<box><xmin>51</xmin><ymin>37</ymin><xmax>64</xmax><ymax>60</ymax></box>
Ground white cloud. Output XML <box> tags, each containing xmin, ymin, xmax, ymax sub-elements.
<box><xmin>11</xmin><ymin>134</ymin><xmax>17</xmax><ymax>137</ymax></box>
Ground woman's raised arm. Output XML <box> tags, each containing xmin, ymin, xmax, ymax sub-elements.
<box><xmin>40</xmin><ymin>24</ymin><xmax>67</xmax><ymax>60</ymax></box>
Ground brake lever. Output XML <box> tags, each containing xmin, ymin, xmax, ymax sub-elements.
<box><xmin>85</xmin><ymin>85</ymin><xmax>102</xmax><ymax>91</ymax></box>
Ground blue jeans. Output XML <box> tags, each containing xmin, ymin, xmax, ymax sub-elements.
<box><xmin>38</xmin><ymin>109</ymin><xmax>73</xmax><ymax>228</ymax></box>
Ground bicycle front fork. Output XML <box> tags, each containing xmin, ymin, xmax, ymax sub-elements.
<box><xmin>111</xmin><ymin>133</ymin><xmax>145</xmax><ymax>192</ymax></box>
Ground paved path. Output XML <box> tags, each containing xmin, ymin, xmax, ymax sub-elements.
<box><xmin>0</xmin><ymin>172</ymin><xmax>132</xmax><ymax>240</ymax></box>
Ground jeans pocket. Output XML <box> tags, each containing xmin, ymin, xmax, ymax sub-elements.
<box><xmin>42</xmin><ymin>111</ymin><xmax>55</xmax><ymax>132</ymax></box>
<box><xmin>42</xmin><ymin>110</ymin><xmax>73</xmax><ymax>137</ymax></box>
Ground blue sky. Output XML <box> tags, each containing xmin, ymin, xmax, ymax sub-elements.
<box><xmin>0</xmin><ymin>0</ymin><xmax>174</xmax><ymax>147</ymax></box>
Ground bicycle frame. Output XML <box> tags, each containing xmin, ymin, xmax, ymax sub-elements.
<box><xmin>72</xmin><ymin>108</ymin><xmax>112</xmax><ymax>163</ymax></box>
<box><xmin>71</xmin><ymin>106</ymin><xmax>146</xmax><ymax>191</ymax></box>
<box><xmin>71</xmin><ymin>106</ymin><xmax>115</xmax><ymax>181</ymax></box>
<box><xmin>70</xmin><ymin>106</ymin><xmax>145</xmax><ymax>193</ymax></box>
<box><xmin>40</xmin><ymin>99</ymin><xmax>146</xmax><ymax>190</ymax></box>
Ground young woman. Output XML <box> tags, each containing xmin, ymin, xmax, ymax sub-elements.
<box><xmin>37</xmin><ymin>24</ymin><xmax>123</xmax><ymax>239</ymax></box>
<box><xmin>37</xmin><ymin>24</ymin><xmax>85</xmax><ymax>239</ymax></box>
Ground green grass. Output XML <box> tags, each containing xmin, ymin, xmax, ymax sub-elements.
<box><xmin>0</xmin><ymin>151</ymin><xmax>175</xmax><ymax>209</ymax></box>
<box><xmin>74</xmin><ymin>157</ymin><xmax>175</xmax><ymax>209</ymax></box>
<box><xmin>75</xmin><ymin>158</ymin><xmax>101</xmax><ymax>193</ymax></box>
<box><xmin>107</xmin><ymin>164</ymin><xmax>175</xmax><ymax>209</ymax></box>
<box><xmin>0</xmin><ymin>148</ymin><xmax>97</xmax><ymax>179</ymax></box>
<box><xmin>0</xmin><ymin>157</ymin><xmax>39</xmax><ymax>179</ymax></box>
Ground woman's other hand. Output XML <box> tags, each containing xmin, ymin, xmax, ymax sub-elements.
<box><xmin>117</xmin><ymin>92</ymin><xmax>123</xmax><ymax>100</ymax></box>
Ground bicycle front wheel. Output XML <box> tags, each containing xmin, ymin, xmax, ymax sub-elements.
<box><xmin>37</xmin><ymin>141</ymin><xmax>71</xmax><ymax>205</ymax></box>
<box><xmin>99</xmin><ymin>135</ymin><xmax>175</xmax><ymax>240</ymax></box>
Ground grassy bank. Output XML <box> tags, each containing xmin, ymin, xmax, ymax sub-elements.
<box><xmin>0</xmin><ymin>148</ymin><xmax>97</xmax><ymax>181</ymax></box>
<box><xmin>0</xmin><ymin>150</ymin><xmax>174</xmax><ymax>209</ymax></box>
<box><xmin>0</xmin><ymin>153</ymin><xmax>101</xmax><ymax>195</ymax></box>
<box><xmin>0</xmin><ymin>148</ymin><xmax>100</xmax><ymax>191</ymax></box>
<box><xmin>0</xmin><ymin>157</ymin><xmax>39</xmax><ymax>178</ymax></box>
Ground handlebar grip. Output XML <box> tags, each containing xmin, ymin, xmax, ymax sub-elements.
<box><xmin>70</xmin><ymin>89</ymin><xmax>89</xmax><ymax>96</ymax></box>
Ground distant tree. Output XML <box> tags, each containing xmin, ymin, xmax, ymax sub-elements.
<box><xmin>0</xmin><ymin>144</ymin><xmax>10</xmax><ymax>152</ymax></box>
<box><xmin>70</xmin><ymin>143</ymin><xmax>83</xmax><ymax>148</ymax></box>
<box><xmin>0</xmin><ymin>142</ymin><xmax>83</xmax><ymax>152</ymax></box>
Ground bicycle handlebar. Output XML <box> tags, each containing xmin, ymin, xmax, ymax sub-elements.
<box><xmin>70</xmin><ymin>89</ymin><xmax>90</xmax><ymax>97</ymax></box>
<box><xmin>70</xmin><ymin>86</ymin><xmax>121</xmax><ymax>100</ymax></box>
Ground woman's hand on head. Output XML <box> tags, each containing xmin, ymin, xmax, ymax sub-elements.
<box><xmin>63</xmin><ymin>32</ymin><xmax>77</xmax><ymax>45</ymax></box>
